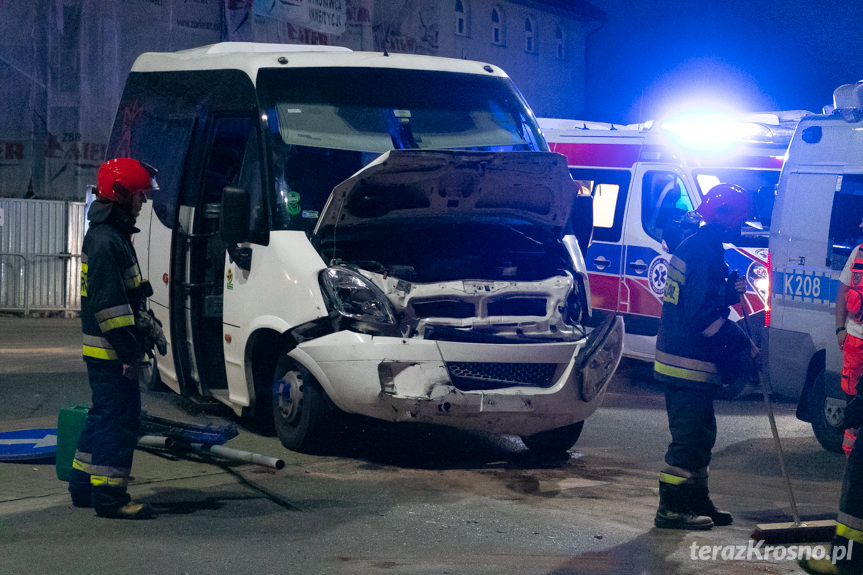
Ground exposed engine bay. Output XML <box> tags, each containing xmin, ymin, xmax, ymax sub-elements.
<box><xmin>312</xmin><ymin>150</ymin><xmax>592</xmax><ymax>344</ymax></box>
<box><xmin>319</xmin><ymin>221</ymin><xmax>586</xmax><ymax>342</ymax></box>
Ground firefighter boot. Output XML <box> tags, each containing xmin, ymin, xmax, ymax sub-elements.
<box><xmin>688</xmin><ymin>486</ymin><xmax>733</xmax><ymax>526</ymax></box>
<box><xmin>94</xmin><ymin>486</ymin><xmax>154</xmax><ymax>519</ymax></box>
<box><xmin>654</xmin><ymin>482</ymin><xmax>714</xmax><ymax>530</ymax></box>
<box><xmin>97</xmin><ymin>500</ymin><xmax>154</xmax><ymax>520</ymax></box>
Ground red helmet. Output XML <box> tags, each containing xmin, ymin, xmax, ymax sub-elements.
<box><xmin>696</xmin><ymin>183</ymin><xmax>753</xmax><ymax>229</ymax></box>
<box><xmin>96</xmin><ymin>158</ymin><xmax>158</xmax><ymax>206</ymax></box>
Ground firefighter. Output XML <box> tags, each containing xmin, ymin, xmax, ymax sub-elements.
<box><xmin>799</xmin><ymin>404</ymin><xmax>863</xmax><ymax>574</ymax></box>
<box><xmin>653</xmin><ymin>183</ymin><xmax>759</xmax><ymax>530</ymax></box>
<box><xmin>836</xmin><ymin>221</ymin><xmax>863</xmax><ymax>459</ymax></box>
<box><xmin>68</xmin><ymin>158</ymin><xmax>165</xmax><ymax>519</ymax></box>
<box><xmin>798</xmin><ymin>233</ymin><xmax>863</xmax><ymax>574</ymax></box>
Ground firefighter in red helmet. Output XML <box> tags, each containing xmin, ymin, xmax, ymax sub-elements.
<box><xmin>653</xmin><ymin>183</ymin><xmax>759</xmax><ymax>530</ymax></box>
<box><xmin>69</xmin><ymin>158</ymin><xmax>165</xmax><ymax>519</ymax></box>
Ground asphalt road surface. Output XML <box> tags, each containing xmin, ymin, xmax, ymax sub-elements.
<box><xmin>0</xmin><ymin>317</ymin><xmax>845</xmax><ymax>575</ymax></box>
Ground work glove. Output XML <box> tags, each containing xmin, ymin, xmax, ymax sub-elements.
<box><xmin>724</xmin><ymin>270</ymin><xmax>746</xmax><ymax>307</ymax></box>
<box><xmin>709</xmin><ymin>320</ymin><xmax>760</xmax><ymax>388</ymax></box>
<box><xmin>136</xmin><ymin>308</ymin><xmax>167</xmax><ymax>356</ymax></box>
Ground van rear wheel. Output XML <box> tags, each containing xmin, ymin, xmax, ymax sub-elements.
<box><xmin>272</xmin><ymin>358</ymin><xmax>336</xmax><ymax>454</ymax></box>
<box><xmin>520</xmin><ymin>421</ymin><xmax>585</xmax><ymax>456</ymax></box>
<box><xmin>810</xmin><ymin>369</ymin><xmax>844</xmax><ymax>454</ymax></box>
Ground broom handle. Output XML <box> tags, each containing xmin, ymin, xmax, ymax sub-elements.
<box><xmin>760</xmin><ymin>376</ymin><xmax>802</xmax><ymax>525</ymax></box>
<box><xmin>738</xmin><ymin>291</ymin><xmax>802</xmax><ymax>525</ymax></box>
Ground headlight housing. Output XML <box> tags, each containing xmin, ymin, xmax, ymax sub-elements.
<box><xmin>577</xmin><ymin>315</ymin><xmax>624</xmax><ymax>402</ymax></box>
<box><xmin>320</xmin><ymin>266</ymin><xmax>397</xmax><ymax>326</ymax></box>
<box><xmin>748</xmin><ymin>262</ymin><xmax>769</xmax><ymax>301</ymax></box>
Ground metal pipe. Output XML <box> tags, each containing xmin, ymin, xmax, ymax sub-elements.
<box><xmin>138</xmin><ymin>435</ymin><xmax>174</xmax><ymax>448</ymax></box>
<box><xmin>188</xmin><ymin>442</ymin><xmax>285</xmax><ymax>470</ymax></box>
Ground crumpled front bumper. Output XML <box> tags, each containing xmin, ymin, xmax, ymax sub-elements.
<box><xmin>289</xmin><ymin>315</ymin><xmax>624</xmax><ymax>436</ymax></box>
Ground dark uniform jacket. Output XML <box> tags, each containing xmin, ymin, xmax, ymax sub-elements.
<box><xmin>80</xmin><ymin>200</ymin><xmax>145</xmax><ymax>365</ymax></box>
<box><xmin>654</xmin><ymin>223</ymin><xmax>736</xmax><ymax>388</ymax></box>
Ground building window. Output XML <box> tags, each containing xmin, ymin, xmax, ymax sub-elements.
<box><xmin>555</xmin><ymin>25</ymin><xmax>565</xmax><ymax>59</ymax></box>
<box><xmin>455</xmin><ymin>0</ymin><xmax>468</xmax><ymax>37</ymax></box>
<box><xmin>491</xmin><ymin>6</ymin><xmax>505</xmax><ymax>46</ymax></box>
<box><xmin>524</xmin><ymin>16</ymin><xmax>536</xmax><ymax>53</ymax></box>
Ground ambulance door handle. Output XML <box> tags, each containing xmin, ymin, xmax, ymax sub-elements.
<box><xmin>592</xmin><ymin>256</ymin><xmax>611</xmax><ymax>270</ymax></box>
<box><xmin>629</xmin><ymin>259</ymin><xmax>648</xmax><ymax>274</ymax></box>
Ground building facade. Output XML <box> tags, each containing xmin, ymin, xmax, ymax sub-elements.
<box><xmin>0</xmin><ymin>0</ymin><xmax>602</xmax><ymax>202</ymax></box>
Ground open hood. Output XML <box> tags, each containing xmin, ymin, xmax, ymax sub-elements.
<box><xmin>314</xmin><ymin>149</ymin><xmax>578</xmax><ymax>237</ymax></box>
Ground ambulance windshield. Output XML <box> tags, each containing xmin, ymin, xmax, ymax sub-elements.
<box><xmin>694</xmin><ymin>168</ymin><xmax>779</xmax><ymax>242</ymax></box>
<box><xmin>257</xmin><ymin>67</ymin><xmax>545</xmax><ymax>232</ymax></box>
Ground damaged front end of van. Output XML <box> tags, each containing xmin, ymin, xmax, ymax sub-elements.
<box><xmin>277</xmin><ymin>150</ymin><xmax>623</xmax><ymax>454</ymax></box>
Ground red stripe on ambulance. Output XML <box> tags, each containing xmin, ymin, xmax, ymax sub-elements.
<box><xmin>550</xmin><ymin>142</ymin><xmax>640</xmax><ymax>168</ymax></box>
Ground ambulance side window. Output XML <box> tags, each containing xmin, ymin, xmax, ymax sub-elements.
<box><xmin>570</xmin><ymin>168</ymin><xmax>629</xmax><ymax>243</ymax></box>
<box><xmin>642</xmin><ymin>171</ymin><xmax>692</xmax><ymax>243</ymax></box>
<box><xmin>828</xmin><ymin>174</ymin><xmax>863</xmax><ymax>270</ymax></box>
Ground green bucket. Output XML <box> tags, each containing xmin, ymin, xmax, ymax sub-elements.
<box><xmin>55</xmin><ymin>405</ymin><xmax>89</xmax><ymax>481</ymax></box>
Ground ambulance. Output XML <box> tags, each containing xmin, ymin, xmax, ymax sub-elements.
<box><xmin>768</xmin><ymin>82</ymin><xmax>863</xmax><ymax>452</ymax></box>
<box><xmin>540</xmin><ymin>113</ymin><xmax>806</xmax><ymax>361</ymax></box>
<box><xmin>105</xmin><ymin>42</ymin><xmax>623</xmax><ymax>455</ymax></box>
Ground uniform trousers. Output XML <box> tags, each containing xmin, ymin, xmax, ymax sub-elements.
<box><xmin>69</xmin><ymin>362</ymin><xmax>141</xmax><ymax>512</ymax></box>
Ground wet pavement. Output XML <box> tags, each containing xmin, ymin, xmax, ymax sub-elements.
<box><xmin>0</xmin><ymin>316</ymin><xmax>844</xmax><ymax>574</ymax></box>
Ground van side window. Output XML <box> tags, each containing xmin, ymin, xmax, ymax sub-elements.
<box><xmin>828</xmin><ymin>174</ymin><xmax>863</xmax><ymax>269</ymax></box>
<box><xmin>145</xmin><ymin>117</ymin><xmax>195</xmax><ymax>228</ymax></box>
<box><xmin>642</xmin><ymin>171</ymin><xmax>692</xmax><ymax>243</ymax></box>
<box><xmin>203</xmin><ymin>116</ymin><xmax>263</xmax><ymax>242</ymax></box>
<box><xmin>237</xmin><ymin>123</ymin><xmax>267</xmax><ymax>244</ymax></box>
<box><xmin>203</xmin><ymin>118</ymin><xmax>249</xmax><ymax>204</ymax></box>
<box><xmin>570</xmin><ymin>168</ymin><xmax>629</xmax><ymax>243</ymax></box>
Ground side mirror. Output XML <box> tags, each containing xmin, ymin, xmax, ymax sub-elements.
<box><xmin>220</xmin><ymin>187</ymin><xmax>253</xmax><ymax>271</ymax></box>
<box><xmin>565</xmin><ymin>193</ymin><xmax>593</xmax><ymax>258</ymax></box>
<box><xmin>220</xmin><ymin>187</ymin><xmax>251</xmax><ymax>244</ymax></box>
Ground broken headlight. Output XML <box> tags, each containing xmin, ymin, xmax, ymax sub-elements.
<box><xmin>320</xmin><ymin>266</ymin><xmax>397</xmax><ymax>326</ymax></box>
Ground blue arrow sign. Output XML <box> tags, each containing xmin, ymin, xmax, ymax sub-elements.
<box><xmin>0</xmin><ymin>428</ymin><xmax>58</xmax><ymax>461</ymax></box>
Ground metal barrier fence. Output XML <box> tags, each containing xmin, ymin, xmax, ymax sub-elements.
<box><xmin>0</xmin><ymin>198</ymin><xmax>85</xmax><ymax>315</ymax></box>
<box><xmin>0</xmin><ymin>252</ymin><xmax>82</xmax><ymax>315</ymax></box>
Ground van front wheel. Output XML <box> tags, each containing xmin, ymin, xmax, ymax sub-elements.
<box><xmin>272</xmin><ymin>358</ymin><xmax>335</xmax><ymax>454</ymax></box>
<box><xmin>810</xmin><ymin>369</ymin><xmax>844</xmax><ymax>454</ymax></box>
<box><xmin>520</xmin><ymin>421</ymin><xmax>585</xmax><ymax>456</ymax></box>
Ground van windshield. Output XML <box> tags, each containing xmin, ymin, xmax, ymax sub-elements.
<box><xmin>693</xmin><ymin>168</ymin><xmax>780</xmax><ymax>244</ymax></box>
<box><xmin>257</xmin><ymin>67</ymin><xmax>545</xmax><ymax>231</ymax></box>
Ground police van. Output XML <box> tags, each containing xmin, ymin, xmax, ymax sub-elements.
<box><xmin>768</xmin><ymin>82</ymin><xmax>863</xmax><ymax>452</ymax></box>
<box><xmin>540</xmin><ymin>113</ymin><xmax>805</xmax><ymax>361</ymax></box>
<box><xmin>107</xmin><ymin>42</ymin><xmax>623</xmax><ymax>455</ymax></box>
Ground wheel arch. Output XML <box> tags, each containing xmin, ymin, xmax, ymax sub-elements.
<box><xmin>244</xmin><ymin>327</ymin><xmax>294</xmax><ymax>424</ymax></box>
<box><xmin>795</xmin><ymin>349</ymin><xmax>827</xmax><ymax>422</ymax></box>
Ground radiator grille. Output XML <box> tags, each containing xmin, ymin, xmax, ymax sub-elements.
<box><xmin>446</xmin><ymin>361</ymin><xmax>557</xmax><ymax>390</ymax></box>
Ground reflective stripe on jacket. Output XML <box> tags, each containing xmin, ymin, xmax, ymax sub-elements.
<box><xmin>654</xmin><ymin>224</ymin><xmax>730</xmax><ymax>389</ymax></box>
<box><xmin>80</xmin><ymin>203</ymin><xmax>145</xmax><ymax>365</ymax></box>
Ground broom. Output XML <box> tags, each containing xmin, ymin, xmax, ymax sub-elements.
<box><xmin>735</xmin><ymin>293</ymin><xmax>837</xmax><ymax>543</ymax></box>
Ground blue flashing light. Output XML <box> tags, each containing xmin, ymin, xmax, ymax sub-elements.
<box><xmin>660</xmin><ymin>113</ymin><xmax>774</xmax><ymax>152</ymax></box>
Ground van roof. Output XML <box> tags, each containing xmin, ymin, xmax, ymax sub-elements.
<box><xmin>539</xmin><ymin>111</ymin><xmax>808</xmax><ymax>149</ymax></box>
<box><xmin>131</xmin><ymin>42</ymin><xmax>510</xmax><ymax>81</ymax></box>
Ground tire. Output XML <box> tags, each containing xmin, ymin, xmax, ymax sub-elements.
<box><xmin>520</xmin><ymin>421</ymin><xmax>585</xmax><ymax>456</ymax></box>
<box><xmin>810</xmin><ymin>369</ymin><xmax>845</xmax><ymax>454</ymax></box>
<box><xmin>272</xmin><ymin>358</ymin><xmax>337</xmax><ymax>454</ymax></box>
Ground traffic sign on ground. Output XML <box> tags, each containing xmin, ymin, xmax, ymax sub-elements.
<box><xmin>0</xmin><ymin>428</ymin><xmax>58</xmax><ymax>461</ymax></box>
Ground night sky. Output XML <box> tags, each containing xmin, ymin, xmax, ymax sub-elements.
<box><xmin>584</xmin><ymin>0</ymin><xmax>863</xmax><ymax>124</ymax></box>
